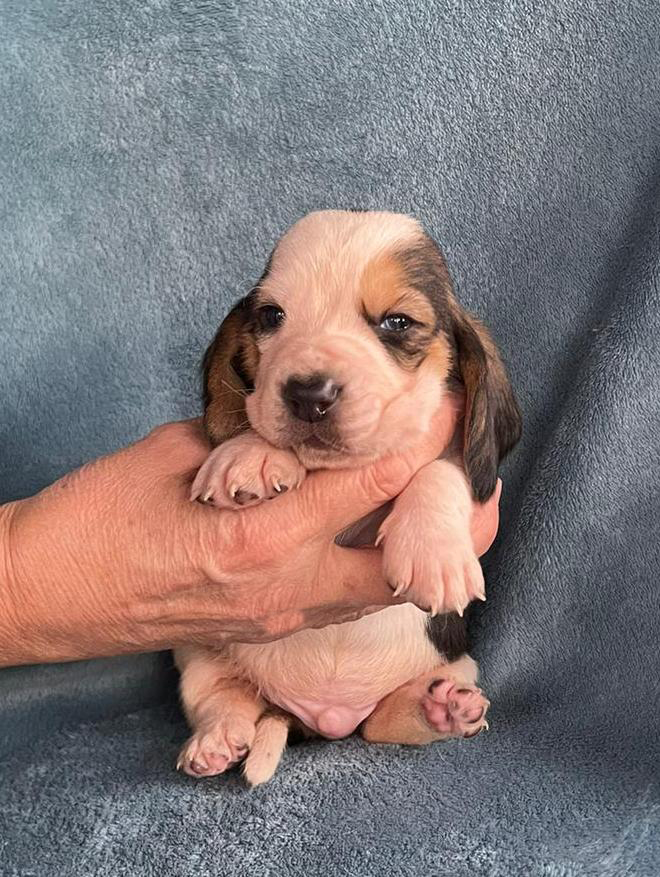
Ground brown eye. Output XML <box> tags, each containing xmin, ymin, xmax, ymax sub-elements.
<box><xmin>380</xmin><ymin>313</ymin><xmax>413</xmax><ymax>332</ymax></box>
<box><xmin>256</xmin><ymin>305</ymin><xmax>285</xmax><ymax>332</ymax></box>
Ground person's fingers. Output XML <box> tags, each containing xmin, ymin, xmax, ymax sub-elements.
<box><xmin>326</xmin><ymin>544</ymin><xmax>398</xmax><ymax>606</ymax></box>
<box><xmin>321</xmin><ymin>481</ymin><xmax>501</xmax><ymax>608</ymax></box>
<box><xmin>304</xmin><ymin>481</ymin><xmax>501</xmax><ymax>629</ymax></box>
<box><xmin>283</xmin><ymin>394</ymin><xmax>463</xmax><ymax>537</ymax></box>
<box><xmin>291</xmin><ymin>458</ymin><xmax>427</xmax><ymax>537</ymax></box>
<box><xmin>316</xmin><ymin>544</ymin><xmax>400</xmax><ymax>608</ymax></box>
<box><xmin>241</xmin><ymin>454</ymin><xmax>417</xmax><ymax>546</ymax></box>
<box><xmin>253</xmin><ymin>476</ymin><xmax>503</xmax><ymax>642</ymax></box>
<box><xmin>471</xmin><ymin>479</ymin><xmax>502</xmax><ymax>556</ymax></box>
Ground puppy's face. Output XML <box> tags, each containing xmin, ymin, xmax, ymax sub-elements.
<box><xmin>244</xmin><ymin>212</ymin><xmax>453</xmax><ymax>468</ymax></box>
<box><xmin>204</xmin><ymin>211</ymin><xmax>521</xmax><ymax>497</ymax></box>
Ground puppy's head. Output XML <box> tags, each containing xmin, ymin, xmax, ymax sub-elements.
<box><xmin>203</xmin><ymin>210</ymin><xmax>520</xmax><ymax>499</ymax></box>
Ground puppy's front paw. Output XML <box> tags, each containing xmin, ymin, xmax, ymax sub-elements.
<box><xmin>177</xmin><ymin>715</ymin><xmax>257</xmax><ymax>778</ymax></box>
<box><xmin>378</xmin><ymin>512</ymin><xmax>485</xmax><ymax>617</ymax></box>
<box><xmin>190</xmin><ymin>433</ymin><xmax>306</xmax><ymax>509</ymax></box>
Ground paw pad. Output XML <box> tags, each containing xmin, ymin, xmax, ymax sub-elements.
<box><xmin>422</xmin><ymin>678</ymin><xmax>490</xmax><ymax>739</ymax></box>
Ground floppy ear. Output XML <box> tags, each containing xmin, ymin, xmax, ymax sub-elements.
<box><xmin>452</xmin><ymin>311</ymin><xmax>522</xmax><ymax>502</ymax></box>
<box><xmin>202</xmin><ymin>295</ymin><xmax>259</xmax><ymax>447</ymax></box>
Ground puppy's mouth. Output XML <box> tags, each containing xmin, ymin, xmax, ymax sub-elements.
<box><xmin>298</xmin><ymin>430</ymin><xmax>349</xmax><ymax>455</ymax></box>
<box><xmin>302</xmin><ymin>434</ymin><xmax>335</xmax><ymax>450</ymax></box>
<box><xmin>276</xmin><ymin>420</ymin><xmax>351</xmax><ymax>458</ymax></box>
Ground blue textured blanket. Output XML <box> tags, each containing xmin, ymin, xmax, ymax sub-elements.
<box><xmin>1</xmin><ymin>1</ymin><xmax>659</xmax><ymax>874</ymax></box>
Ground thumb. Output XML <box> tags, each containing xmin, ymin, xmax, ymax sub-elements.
<box><xmin>294</xmin><ymin>443</ymin><xmax>434</xmax><ymax>537</ymax></box>
<box><xmin>306</xmin><ymin>545</ymin><xmax>399</xmax><ymax>611</ymax></box>
<box><xmin>295</xmin><ymin>395</ymin><xmax>461</xmax><ymax>536</ymax></box>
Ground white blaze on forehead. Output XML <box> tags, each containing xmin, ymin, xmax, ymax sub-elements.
<box><xmin>278</xmin><ymin>209</ymin><xmax>424</xmax><ymax>257</ymax></box>
<box><xmin>260</xmin><ymin>210</ymin><xmax>426</xmax><ymax>328</ymax></box>
<box><xmin>245</xmin><ymin>209</ymin><xmax>449</xmax><ymax>462</ymax></box>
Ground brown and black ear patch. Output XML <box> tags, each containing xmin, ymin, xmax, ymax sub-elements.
<box><xmin>368</xmin><ymin>228</ymin><xmax>520</xmax><ymax>497</ymax></box>
<box><xmin>202</xmin><ymin>294</ymin><xmax>260</xmax><ymax>447</ymax></box>
<box><xmin>395</xmin><ymin>237</ymin><xmax>454</xmax><ymax>331</ymax></box>
<box><xmin>452</xmin><ymin>312</ymin><xmax>522</xmax><ymax>501</ymax></box>
<box><xmin>202</xmin><ymin>254</ymin><xmax>275</xmax><ymax>446</ymax></box>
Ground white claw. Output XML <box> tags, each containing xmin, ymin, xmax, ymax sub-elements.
<box><xmin>273</xmin><ymin>482</ymin><xmax>282</xmax><ymax>493</ymax></box>
<box><xmin>483</xmin><ymin>720</ymin><xmax>490</xmax><ymax>732</ymax></box>
<box><xmin>202</xmin><ymin>491</ymin><xmax>213</xmax><ymax>504</ymax></box>
<box><xmin>455</xmin><ymin>602</ymin><xmax>464</xmax><ymax>618</ymax></box>
<box><xmin>392</xmin><ymin>581</ymin><xmax>408</xmax><ymax>598</ymax></box>
<box><xmin>374</xmin><ymin>531</ymin><xmax>385</xmax><ymax>548</ymax></box>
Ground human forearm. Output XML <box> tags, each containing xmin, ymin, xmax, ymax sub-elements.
<box><xmin>0</xmin><ymin>493</ymin><xmax>142</xmax><ymax>666</ymax></box>
<box><xmin>0</xmin><ymin>500</ymin><xmax>25</xmax><ymax>664</ymax></box>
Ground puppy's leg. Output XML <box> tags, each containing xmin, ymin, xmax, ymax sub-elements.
<box><xmin>190</xmin><ymin>430</ymin><xmax>306</xmax><ymax>509</ymax></box>
<box><xmin>242</xmin><ymin>713</ymin><xmax>292</xmax><ymax>787</ymax></box>
<box><xmin>361</xmin><ymin>655</ymin><xmax>489</xmax><ymax>745</ymax></box>
<box><xmin>378</xmin><ymin>459</ymin><xmax>484</xmax><ymax>617</ymax></box>
<box><xmin>175</xmin><ymin>645</ymin><xmax>267</xmax><ymax>778</ymax></box>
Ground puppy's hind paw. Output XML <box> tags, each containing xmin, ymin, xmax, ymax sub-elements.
<box><xmin>422</xmin><ymin>678</ymin><xmax>490</xmax><ymax>739</ymax></box>
<box><xmin>177</xmin><ymin>715</ymin><xmax>256</xmax><ymax>779</ymax></box>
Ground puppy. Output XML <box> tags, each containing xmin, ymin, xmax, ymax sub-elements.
<box><xmin>175</xmin><ymin>210</ymin><xmax>521</xmax><ymax>785</ymax></box>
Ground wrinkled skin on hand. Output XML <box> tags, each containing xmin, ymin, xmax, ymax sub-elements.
<box><xmin>0</xmin><ymin>396</ymin><xmax>500</xmax><ymax>666</ymax></box>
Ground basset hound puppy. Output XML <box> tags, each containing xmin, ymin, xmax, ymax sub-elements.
<box><xmin>175</xmin><ymin>210</ymin><xmax>521</xmax><ymax>785</ymax></box>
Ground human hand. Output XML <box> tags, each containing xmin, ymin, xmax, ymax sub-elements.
<box><xmin>0</xmin><ymin>396</ymin><xmax>500</xmax><ymax>666</ymax></box>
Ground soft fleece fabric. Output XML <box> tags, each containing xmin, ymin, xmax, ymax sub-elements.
<box><xmin>1</xmin><ymin>1</ymin><xmax>659</xmax><ymax>874</ymax></box>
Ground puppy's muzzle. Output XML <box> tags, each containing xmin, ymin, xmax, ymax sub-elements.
<box><xmin>281</xmin><ymin>373</ymin><xmax>342</xmax><ymax>423</ymax></box>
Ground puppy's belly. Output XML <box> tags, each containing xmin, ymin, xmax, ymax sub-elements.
<box><xmin>231</xmin><ymin>604</ymin><xmax>440</xmax><ymax>738</ymax></box>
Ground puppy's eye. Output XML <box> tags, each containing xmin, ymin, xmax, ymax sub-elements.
<box><xmin>380</xmin><ymin>313</ymin><xmax>413</xmax><ymax>332</ymax></box>
<box><xmin>256</xmin><ymin>305</ymin><xmax>285</xmax><ymax>332</ymax></box>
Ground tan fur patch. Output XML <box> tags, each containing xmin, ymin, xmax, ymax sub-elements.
<box><xmin>360</xmin><ymin>657</ymin><xmax>480</xmax><ymax>744</ymax></box>
<box><xmin>359</xmin><ymin>251</ymin><xmax>437</xmax><ymax>328</ymax></box>
<box><xmin>204</xmin><ymin>307</ymin><xmax>260</xmax><ymax>446</ymax></box>
<box><xmin>424</xmin><ymin>336</ymin><xmax>452</xmax><ymax>381</ymax></box>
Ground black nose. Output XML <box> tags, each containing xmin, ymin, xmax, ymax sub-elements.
<box><xmin>282</xmin><ymin>374</ymin><xmax>342</xmax><ymax>423</ymax></box>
